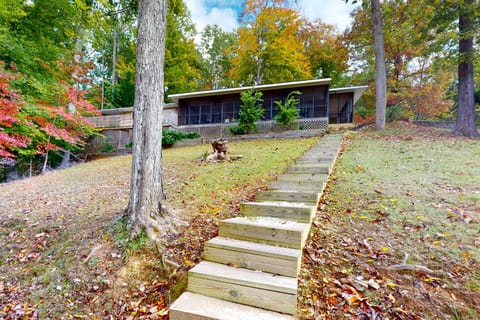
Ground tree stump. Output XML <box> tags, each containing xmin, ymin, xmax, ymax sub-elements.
<box><xmin>208</xmin><ymin>138</ymin><xmax>228</xmax><ymax>162</ymax></box>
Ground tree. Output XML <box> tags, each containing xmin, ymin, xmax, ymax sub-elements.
<box><xmin>164</xmin><ymin>0</ymin><xmax>203</xmax><ymax>95</ymax></box>
<box><xmin>126</xmin><ymin>0</ymin><xmax>169</xmax><ymax>240</ymax></box>
<box><xmin>199</xmin><ymin>25</ymin><xmax>237</xmax><ymax>90</ymax></box>
<box><xmin>455</xmin><ymin>1</ymin><xmax>478</xmax><ymax>137</ymax></box>
<box><xmin>300</xmin><ymin>20</ymin><xmax>349</xmax><ymax>86</ymax></box>
<box><xmin>346</xmin><ymin>0</ymin><xmax>386</xmax><ymax>130</ymax></box>
<box><xmin>231</xmin><ymin>0</ymin><xmax>311</xmax><ymax>85</ymax></box>
<box><xmin>371</xmin><ymin>0</ymin><xmax>386</xmax><ymax>130</ymax></box>
<box><xmin>0</xmin><ymin>64</ymin><xmax>30</xmax><ymax>159</ymax></box>
<box><xmin>346</xmin><ymin>1</ymin><xmax>454</xmax><ymax>120</ymax></box>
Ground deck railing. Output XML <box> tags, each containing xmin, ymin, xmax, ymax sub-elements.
<box><xmin>88</xmin><ymin>114</ymin><xmax>133</xmax><ymax>129</ymax></box>
<box><xmin>89</xmin><ymin>113</ymin><xmax>177</xmax><ymax>129</ymax></box>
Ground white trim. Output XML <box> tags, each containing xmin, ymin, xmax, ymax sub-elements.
<box><xmin>329</xmin><ymin>85</ymin><xmax>368</xmax><ymax>104</ymax></box>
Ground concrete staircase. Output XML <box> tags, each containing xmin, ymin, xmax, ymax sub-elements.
<box><xmin>170</xmin><ymin>134</ymin><xmax>343</xmax><ymax>319</ymax></box>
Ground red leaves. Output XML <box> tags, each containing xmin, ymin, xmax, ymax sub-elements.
<box><xmin>0</xmin><ymin>61</ymin><xmax>99</xmax><ymax>160</ymax></box>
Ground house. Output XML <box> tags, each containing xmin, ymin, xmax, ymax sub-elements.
<box><xmin>88</xmin><ymin>79</ymin><xmax>367</xmax><ymax>150</ymax></box>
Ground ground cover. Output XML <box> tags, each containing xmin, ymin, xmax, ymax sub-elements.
<box><xmin>299</xmin><ymin>122</ymin><xmax>480</xmax><ymax>319</ymax></box>
<box><xmin>0</xmin><ymin>137</ymin><xmax>318</xmax><ymax>319</ymax></box>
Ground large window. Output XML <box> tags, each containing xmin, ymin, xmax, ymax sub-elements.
<box><xmin>178</xmin><ymin>85</ymin><xmax>329</xmax><ymax>126</ymax></box>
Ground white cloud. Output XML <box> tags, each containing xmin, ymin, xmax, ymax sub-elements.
<box><xmin>185</xmin><ymin>0</ymin><xmax>359</xmax><ymax>37</ymax></box>
<box><xmin>185</xmin><ymin>0</ymin><xmax>238</xmax><ymax>34</ymax></box>
<box><xmin>297</xmin><ymin>0</ymin><xmax>359</xmax><ymax>31</ymax></box>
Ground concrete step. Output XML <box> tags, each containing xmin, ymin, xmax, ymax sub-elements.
<box><xmin>241</xmin><ymin>201</ymin><xmax>316</xmax><ymax>223</ymax></box>
<box><xmin>203</xmin><ymin>237</ymin><xmax>301</xmax><ymax>277</ymax></box>
<box><xmin>255</xmin><ymin>190</ymin><xmax>321</xmax><ymax>205</ymax></box>
<box><xmin>170</xmin><ymin>292</ymin><xmax>294</xmax><ymax>320</ymax></box>
<box><xmin>187</xmin><ymin>261</ymin><xmax>297</xmax><ymax>315</ymax></box>
<box><xmin>218</xmin><ymin>216</ymin><xmax>309</xmax><ymax>249</ymax></box>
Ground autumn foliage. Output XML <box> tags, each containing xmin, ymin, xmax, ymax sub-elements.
<box><xmin>0</xmin><ymin>61</ymin><xmax>97</xmax><ymax>170</ymax></box>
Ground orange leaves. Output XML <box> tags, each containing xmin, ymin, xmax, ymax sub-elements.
<box><xmin>231</xmin><ymin>0</ymin><xmax>312</xmax><ymax>84</ymax></box>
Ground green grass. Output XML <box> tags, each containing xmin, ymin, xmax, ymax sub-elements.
<box><xmin>300</xmin><ymin>124</ymin><xmax>480</xmax><ymax>319</ymax></box>
<box><xmin>336</xmin><ymin>132</ymin><xmax>480</xmax><ymax>263</ymax></box>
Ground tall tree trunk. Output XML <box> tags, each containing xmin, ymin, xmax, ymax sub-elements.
<box><xmin>455</xmin><ymin>1</ymin><xmax>479</xmax><ymax>137</ymax></box>
<box><xmin>372</xmin><ymin>0</ymin><xmax>386</xmax><ymax>130</ymax></box>
<box><xmin>127</xmin><ymin>0</ymin><xmax>168</xmax><ymax>241</ymax></box>
<box><xmin>111</xmin><ymin>27</ymin><xmax>119</xmax><ymax>86</ymax></box>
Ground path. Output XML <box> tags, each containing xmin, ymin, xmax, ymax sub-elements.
<box><xmin>170</xmin><ymin>134</ymin><xmax>344</xmax><ymax>319</ymax></box>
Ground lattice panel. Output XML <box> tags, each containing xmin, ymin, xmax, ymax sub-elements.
<box><xmin>177</xmin><ymin>117</ymin><xmax>329</xmax><ymax>139</ymax></box>
<box><xmin>296</xmin><ymin>118</ymin><xmax>329</xmax><ymax>131</ymax></box>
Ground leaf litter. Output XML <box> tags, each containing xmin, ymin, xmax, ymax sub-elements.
<box><xmin>0</xmin><ymin>138</ymin><xmax>317</xmax><ymax>319</ymax></box>
<box><xmin>299</xmin><ymin>122</ymin><xmax>480</xmax><ymax>319</ymax></box>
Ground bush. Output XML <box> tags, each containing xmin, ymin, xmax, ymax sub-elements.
<box><xmin>386</xmin><ymin>104</ymin><xmax>413</xmax><ymax>122</ymax></box>
<box><xmin>274</xmin><ymin>91</ymin><xmax>301</xmax><ymax>128</ymax></box>
<box><xmin>162</xmin><ymin>130</ymin><xmax>200</xmax><ymax>146</ymax></box>
<box><xmin>229</xmin><ymin>89</ymin><xmax>264</xmax><ymax>135</ymax></box>
<box><xmin>228</xmin><ymin>125</ymin><xmax>247</xmax><ymax>135</ymax></box>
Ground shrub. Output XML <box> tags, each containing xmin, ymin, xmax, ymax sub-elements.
<box><xmin>162</xmin><ymin>130</ymin><xmax>200</xmax><ymax>146</ymax></box>
<box><xmin>274</xmin><ymin>91</ymin><xmax>301</xmax><ymax>128</ymax></box>
<box><xmin>386</xmin><ymin>104</ymin><xmax>414</xmax><ymax>122</ymax></box>
<box><xmin>229</xmin><ymin>90</ymin><xmax>264</xmax><ymax>135</ymax></box>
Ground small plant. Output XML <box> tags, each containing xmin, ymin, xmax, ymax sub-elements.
<box><xmin>125</xmin><ymin>141</ymin><xmax>133</xmax><ymax>149</ymax></box>
<box><xmin>228</xmin><ymin>125</ymin><xmax>246</xmax><ymax>135</ymax></box>
<box><xmin>229</xmin><ymin>89</ymin><xmax>264</xmax><ymax>135</ymax></box>
<box><xmin>274</xmin><ymin>91</ymin><xmax>301</xmax><ymax>129</ymax></box>
<box><xmin>100</xmin><ymin>144</ymin><xmax>115</xmax><ymax>153</ymax></box>
<box><xmin>386</xmin><ymin>104</ymin><xmax>403</xmax><ymax>122</ymax></box>
<box><xmin>162</xmin><ymin>130</ymin><xmax>200</xmax><ymax>146</ymax></box>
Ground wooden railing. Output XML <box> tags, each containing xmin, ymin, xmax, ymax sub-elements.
<box><xmin>88</xmin><ymin>114</ymin><xmax>133</xmax><ymax>129</ymax></box>
<box><xmin>89</xmin><ymin>113</ymin><xmax>177</xmax><ymax>129</ymax></box>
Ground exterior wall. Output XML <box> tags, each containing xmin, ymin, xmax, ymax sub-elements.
<box><xmin>178</xmin><ymin>117</ymin><xmax>328</xmax><ymax>139</ymax></box>
<box><xmin>328</xmin><ymin>92</ymin><xmax>353</xmax><ymax>123</ymax></box>
<box><xmin>177</xmin><ymin>85</ymin><xmax>329</xmax><ymax>126</ymax></box>
<box><xmin>89</xmin><ymin>105</ymin><xmax>178</xmax><ymax>129</ymax></box>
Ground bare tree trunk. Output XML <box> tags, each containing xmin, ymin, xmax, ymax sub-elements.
<box><xmin>372</xmin><ymin>0</ymin><xmax>386</xmax><ymax>130</ymax></box>
<box><xmin>455</xmin><ymin>0</ymin><xmax>479</xmax><ymax>137</ymax></box>
<box><xmin>111</xmin><ymin>27</ymin><xmax>119</xmax><ymax>86</ymax></box>
<box><xmin>127</xmin><ymin>0</ymin><xmax>169</xmax><ymax>241</ymax></box>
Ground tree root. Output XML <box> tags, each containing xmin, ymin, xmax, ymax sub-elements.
<box><xmin>385</xmin><ymin>253</ymin><xmax>443</xmax><ymax>275</ymax></box>
<box><xmin>82</xmin><ymin>244</ymin><xmax>103</xmax><ymax>264</ymax></box>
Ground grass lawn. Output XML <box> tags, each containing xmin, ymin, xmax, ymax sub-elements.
<box><xmin>299</xmin><ymin>122</ymin><xmax>480</xmax><ymax>319</ymax></box>
<box><xmin>0</xmin><ymin>137</ymin><xmax>318</xmax><ymax>319</ymax></box>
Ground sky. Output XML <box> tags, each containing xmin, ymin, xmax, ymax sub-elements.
<box><xmin>184</xmin><ymin>0</ymin><xmax>360</xmax><ymax>35</ymax></box>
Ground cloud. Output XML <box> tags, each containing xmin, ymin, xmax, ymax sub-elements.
<box><xmin>185</xmin><ymin>0</ymin><xmax>239</xmax><ymax>34</ymax></box>
<box><xmin>185</xmin><ymin>0</ymin><xmax>359</xmax><ymax>37</ymax></box>
<box><xmin>297</xmin><ymin>0</ymin><xmax>359</xmax><ymax>31</ymax></box>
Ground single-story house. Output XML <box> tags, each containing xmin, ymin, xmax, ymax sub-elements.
<box><xmin>88</xmin><ymin>79</ymin><xmax>367</xmax><ymax>149</ymax></box>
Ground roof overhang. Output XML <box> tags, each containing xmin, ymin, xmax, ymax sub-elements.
<box><xmin>169</xmin><ymin>78</ymin><xmax>332</xmax><ymax>103</ymax></box>
<box><xmin>329</xmin><ymin>85</ymin><xmax>368</xmax><ymax>105</ymax></box>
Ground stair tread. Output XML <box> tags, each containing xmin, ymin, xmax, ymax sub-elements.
<box><xmin>189</xmin><ymin>261</ymin><xmax>297</xmax><ymax>294</ymax></box>
<box><xmin>222</xmin><ymin>216</ymin><xmax>308</xmax><ymax>232</ymax></box>
<box><xmin>242</xmin><ymin>201</ymin><xmax>315</xmax><ymax>209</ymax></box>
<box><xmin>206</xmin><ymin>236</ymin><xmax>300</xmax><ymax>260</ymax></box>
<box><xmin>170</xmin><ymin>292</ymin><xmax>294</xmax><ymax>320</ymax></box>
